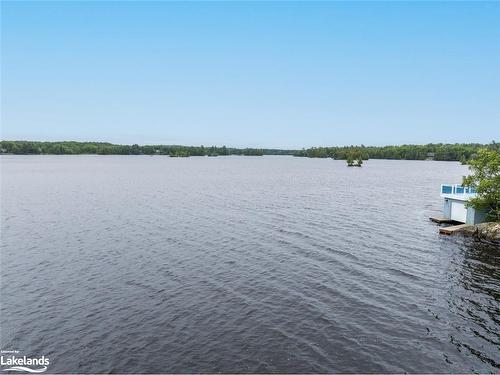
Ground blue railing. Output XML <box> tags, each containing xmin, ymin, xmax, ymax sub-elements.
<box><xmin>441</xmin><ymin>184</ymin><xmax>476</xmax><ymax>196</ymax></box>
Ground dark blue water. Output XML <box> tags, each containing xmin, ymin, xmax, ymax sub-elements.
<box><xmin>1</xmin><ymin>156</ymin><xmax>498</xmax><ymax>373</ymax></box>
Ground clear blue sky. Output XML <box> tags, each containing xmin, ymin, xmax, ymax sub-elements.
<box><xmin>1</xmin><ymin>1</ymin><xmax>499</xmax><ymax>148</ymax></box>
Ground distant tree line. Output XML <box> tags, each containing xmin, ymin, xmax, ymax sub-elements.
<box><xmin>1</xmin><ymin>141</ymin><xmax>498</xmax><ymax>161</ymax></box>
<box><xmin>0</xmin><ymin>141</ymin><xmax>284</xmax><ymax>157</ymax></box>
<box><xmin>293</xmin><ymin>142</ymin><xmax>499</xmax><ymax>162</ymax></box>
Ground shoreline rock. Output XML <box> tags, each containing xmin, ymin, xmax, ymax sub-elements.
<box><xmin>461</xmin><ymin>222</ymin><xmax>500</xmax><ymax>247</ymax></box>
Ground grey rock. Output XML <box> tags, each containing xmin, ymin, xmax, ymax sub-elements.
<box><xmin>462</xmin><ymin>222</ymin><xmax>500</xmax><ymax>246</ymax></box>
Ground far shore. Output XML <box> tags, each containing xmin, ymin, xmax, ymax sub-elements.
<box><xmin>1</xmin><ymin>140</ymin><xmax>497</xmax><ymax>162</ymax></box>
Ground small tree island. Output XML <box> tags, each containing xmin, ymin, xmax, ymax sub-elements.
<box><xmin>346</xmin><ymin>154</ymin><xmax>363</xmax><ymax>167</ymax></box>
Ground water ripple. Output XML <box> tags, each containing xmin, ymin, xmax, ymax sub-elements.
<box><xmin>1</xmin><ymin>155</ymin><xmax>498</xmax><ymax>373</ymax></box>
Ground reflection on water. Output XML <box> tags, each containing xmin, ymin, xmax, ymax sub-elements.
<box><xmin>1</xmin><ymin>155</ymin><xmax>499</xmax><ymax>373</ymax></box>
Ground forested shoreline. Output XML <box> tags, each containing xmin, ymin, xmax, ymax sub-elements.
<box><xmin>0</xmin><ymin>141</ymin><xmax>272</xmax><ymax>157</ymax></box>
<box><xmin>294</xmin><ymin>142</ymin><xmax>499</xmax><ymax>161</ymax></box>
<box><xmin>0</xmin><ymin>140</ymin><xmax>497</xmax><ymax>161</ymax></box>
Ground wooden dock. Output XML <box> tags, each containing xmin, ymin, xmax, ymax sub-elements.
<box><xmin>429</xmin><ymin>216</ymin><xmax>456</xmax><ymax>224</ymax></box>
<box><xmin>439</xmin><ymin>224</ymin><xmax>471</xmax><ymax>235</ymax></box>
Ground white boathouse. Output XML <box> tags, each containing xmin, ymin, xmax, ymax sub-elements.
<box><xmin>440</xmin><ymin>184</ymin><xmax>486</xmax><ymax>224</ymax></box>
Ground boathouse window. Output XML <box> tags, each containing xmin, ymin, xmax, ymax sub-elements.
<box><xmin>442</xmin><ymin>185</ymin><xmax>453</xmax><ymax>194</ymax></box>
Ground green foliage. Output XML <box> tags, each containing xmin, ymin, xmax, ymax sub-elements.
<box><xmin>241</xmin><ymin>148</ymin><xmax>264</xmax><ymax>156</ymax></box>
<box><xmin>169</xmin><ymin>149</ymin><xmax>190</xmax><ymax>157</ymax></box>
<box><xmin>294</xmin><ymin>142</ymin><xmax>498</xmax><ymax>161</ymax></box>
<box><xmin>462</xmin><ymin>148</ymin><xmax>500</xmax><ymax>222</ymax></box>
<box><xmin>0</xmin><ymin>141</ymin><xmax>282</xmax><ymax>157</ymax></box>
<box><xmin>2</xmin><ymin>141</ymin><xmax>497</xmax><ymax>163</ymax></box>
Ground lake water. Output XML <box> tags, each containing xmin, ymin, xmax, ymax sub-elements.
<box><xmin>1</xmin><ymin>155</ymin><xmax>498</xmax><ymax>373</ymax></box>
